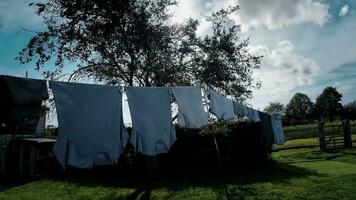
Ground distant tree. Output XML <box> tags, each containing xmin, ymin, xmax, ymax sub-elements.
<box><xmin>17</xmin><ymin>0</ymin><xmax>261</xmax><ymax>101</ymax></box>
<box><xmin>341</xmin><ymin>100</ymin><xmax>356</xmax><ymax>120</ymax></box>
<box><xmin>264</xmin><ymin>102</ymin><xmax>285</xmax><ymax>117</ymax></box>
<box><xmin>313</xmin><ymin>86</ymin><xmax>343</xmax><ymax>122</ymax></box>
<box><xmin>285</xmin><ymin>93</ymin><xmax>314</xmax><ymax>121</ymax></box>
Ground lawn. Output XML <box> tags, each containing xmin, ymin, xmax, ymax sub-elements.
<box><xmin>284</xmin><ymin>120</ymin><xmax>356</xmax><ymax>140</ymax></box>
<box><xmin>1</xmin><ymin>138</ymin><xmax>356</xmax><ymax>200</ymax></box>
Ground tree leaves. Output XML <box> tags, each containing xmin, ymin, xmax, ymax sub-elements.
<box><xmin>314</xmin><ymin>86</ymin><xmax>343</xmax><ymax>122</ymax></box>
<box><xmin>285</xmin><ymin>93</ymin><xmax>314</xmax><ymax>121</ymax></box>
<box><xmin>18</xmin><ymin>0</ymin><xmax>261</xmax><ymax>101</ymax></box>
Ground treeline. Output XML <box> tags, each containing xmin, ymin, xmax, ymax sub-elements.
<box><xmin>264</xmin><ymin>86</ymin><xmax>356</xmax><ymax>125</ymax></box>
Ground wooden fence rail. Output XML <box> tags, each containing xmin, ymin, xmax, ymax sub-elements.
<box><xmin>282</xmin><ymin>120</ymin><xmax>354</xmax><ymax>151</ymax></box>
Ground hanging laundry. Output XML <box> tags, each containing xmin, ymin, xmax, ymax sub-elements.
<box><xmin>252</xmin><ymin>108</ymin><xmax>261</xmax><ymax>122</ymax></box>
<box><xmin>246</xmin><ymin>107</ymin><xmax>254</xmax><ymax>121</ymax></box>
<box><xmin>171</xmin><ymin>86</ymin><xmax>208</xmax><ymax>129</ymax></box>
<box><xmin>246</xmin><ymin>107</ymin><xmax>261</xmax><ymax>122</ymax></box>
<box><xmin>209</xmin><ymin>90</ymin><xmax>235</xmax><ymax>121</ymax></box>
<box><xmin>241</xmin><ymin>104</ymin><xmax>250</xmax><ymax>119</ymax></box>
<box><xmin>1</xmin><ymin>75</ymin><xmax>48</xmax><ymax>104</ymax></box>
<box><xmin>259</xmin><ymin>111</ymin><xmax>274</xmax><ymax>149</ymax></box>
<box><xmin>51</xmin><ymin>82</ymin><xmax>128</xmax><ymax>169</ymax></box>
<box><xmin>126</xmin><ymin>87</ymin><xmax>176</xmax><ymax>156</ymax></box>
<box><xmin>233</xmin><ymin>101</ymin><xmax>246</xmax><ymax>118</ymax></box>
<box><xmin>0</xmin><ymin>75</ymin><xmax>48</xmax><ymax>134</ymax></box>
<box><xmin>271</xmin><ymin>115</ymin><xmax>285</xmax><ymax>145</ymax></box>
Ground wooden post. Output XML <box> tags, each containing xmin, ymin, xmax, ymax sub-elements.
<box><xmin>212</xmin><ymin>132</ymin><xmax>231</xmax><ymax>200</ymax></box>
<box><xmin>29</xmin><ymin>145</ymin><xmax>36</xmax><ymax>177</ymax></box>
<box><xmin>145</xmin><ymin>156</ymin><xmax>158</xmax><ymax>177</ymax></box>
<box><xmin>318</xmin><ymin>119</ymin><xmax>326</xmax><ymax>151</ymax></box>
<box><xmin>343</xmin><ymin>120</ymin><xmax>352</xmax><ymax>148</ymax></box>
<box><xmin>18</xmin><ymin>144</ymin><xmax>24</xmax><ymax>176</ymax></box>
<box><xmin>0</xmin><ymin>146</ymin><xmax>5</xmax><ymax>177</ymax></box>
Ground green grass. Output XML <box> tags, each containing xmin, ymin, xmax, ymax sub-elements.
<box><xmin>284</xmin><ymin>120</ymin><xmax>356</xmax><ymax>140</ymax></box>
<box><xmin>1</xmin><ymin>138</ymin><xmax>356</xmax><ymax>200</ymax></box>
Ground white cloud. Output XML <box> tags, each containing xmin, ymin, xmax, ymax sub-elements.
<box><xmin>170</xmin><ymin>0</ymin><xmax>217</xmax><ymax>36</ymax></box>
<box><xmin>170</xmin><ymin>0</ymin><xmax>216</xmax><ymax>24</ymax></box>
<box><xmin>249</xmin><ymin>40</ymin><xmax>320</xmax><ymax>108</ymax></box>
<box><xmin>171</xmin><ymin>0</ymin><xmax>331</xmax><ymax>35</ymax></box>
<box><xmin>339</xmin><ymin>5</ymin><xmax>350</xmax><ymax>17</ymax></box>
<box><xmin>170</xmin><ymin>0</ymin><xmax>196</xmax><ymax>24</ymax></box>
<box><xmin>231</xmin><ymin>0</ymin><xmax>331</xmax><ymax>32</ymax></box>
<box><xmin>0</xmin><ymin>0</ymin><xmax>43</xmax><ymax>32</ymax></box>
<box><xmin>339</xmin><ymin>84</ymin><xmax>353</xmax><ymax>93</ymax></box>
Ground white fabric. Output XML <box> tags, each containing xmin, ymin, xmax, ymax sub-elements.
<box><xmin>126</xmin><ymin>87</ymin><xmax>176</xmax><ymax>156</ymax></box>
<box><xmin>233</xmin><ymin>101</ymin><xmax>245</xmax><ymax>118</ymax></box>
<box><xmin>171</xmin><ymin>86</ymin><xmax>208</xmax><ymax>129</ymax></box>
<box><xmin>241</xmin><ymin>104</ymin><xmax>250</xmax><ymax>119</ymax></box>
<box><xmin>253</xmin><ymin>108</ymin><xmax>261</xmax><ymax>122</ymax></box>
<box><xmin>233</xmin><ymin>101</ymin><xmax>251</xmax><ymax>119</ymax></box>
<box><xmin>271</xmin><ymin>115</ymin><xmax>285</xmax><ymax>145</ymax></box>
<box><xmin>246</xmin><ymin>107</ymin><xmax>261</xmax><ymax>122</ymax></box>
<box><xmin>51</xmin><ymin>82</ymin><xmax>128</xmax><ymax>169</ymax></box>
<box><xmin>209</xmin><ymin>90</ymin><xmax>235</xmax><ymax>120</ymax></box>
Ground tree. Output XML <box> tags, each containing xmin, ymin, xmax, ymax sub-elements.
<box><xmin>341</xmin><ymin>100</ymin><xmax>356</xmax><ymax>120</ymax></box>
<box><xmin>264</xmin><ymin>102</ymin><xmax>285</xmax><ymax>117</ymax></box>
<box><xmin>191</xmin><ymin>7</ymin><xmax>262</xmax><ymax>101</ymax></box>
<box><xmin>17</xmin><ymin>0</ymin><xmax>261</xmax><ymax>101</ymax></box>
<box><xmin>285</xmin><ymin>93</ymin><xmax>314</xmax><ymax>121</ymax></box>
<box><xmin>313</xmin><ymin>86</ymin><xmax>343</xmax><ymax>122</ymax></box>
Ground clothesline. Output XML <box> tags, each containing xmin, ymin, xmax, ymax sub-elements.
<box><xmin>50</xmin><ymin>81</ymin><xmax>262</xmax><ymax>121</ymax></box>
<box><xmin>0</xmin><ymin>75</ymin><xmax>285</xmax><ymax>170</ymax></box>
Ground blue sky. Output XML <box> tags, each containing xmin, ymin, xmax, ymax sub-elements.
<box><xmin>1</xmin><ymin>0</ymin><xmax>356</xmax><ymax>110</ymax></box>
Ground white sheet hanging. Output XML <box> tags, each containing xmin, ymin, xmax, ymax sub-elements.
<box><xmin>126</xmin><ymin>87</ymin><xmax>176</xmax><ymax>156</ymax></box>
<box><xmin>51</xmin><ymin>81</ymin><xmax>128</xmax><ymax>169</ymax></box>
<box><xmin>171</xmin><ymin>86</ymin><xmax>208</xmax><ymax>129</ymax></box>
<box><xmin>271</xmin><ymin>115</ymin><xmax>285</xmax><ymax>145</ymax></box>
<box><xmin>209</xmin><ymin>90</ymin><xmax>235</xmax><ymax>121</ymax></box>
<box><xmin>233</xmin><ymin>101</ymin><xmax>247</xmax><ymax>119</ymax></box>
<box><xmin>246</xmin><ymin>107</ymin><xmax>261</xmax><ymax>122</ymax></box>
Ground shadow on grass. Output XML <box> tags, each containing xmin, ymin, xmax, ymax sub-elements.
<box><xmin>0</xmin><ymin>159</ymin><xmax>323</xmax><ymax>200</ymax></box>
<box><xmin>1</xmin><ymin>160</ymin><xmax>317</xmax><ymax>191</ymax></box>
<box><xmin>0</xmin><ymin>179</ymin><xmax>32</xmax><ymax>193</ymax></box>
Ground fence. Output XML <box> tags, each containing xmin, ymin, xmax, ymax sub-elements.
<box><xmin>282</xmin><ymin>120</ymin><xmax>355</xmax><ymax>151</ymax></box>
<box><xmin>284</xmin><ymin>121</ymin><xmax>356</xmax><ymax>140</ymax></box>
<box><xmin>284</xmin><ymin>126</ymin><xmax>319</xmax><ymax>140</ymax></box>
<box><xmin>351</xmin><ymin>123</ymin><xmax>356</xmax><ymax>142</ymax></box>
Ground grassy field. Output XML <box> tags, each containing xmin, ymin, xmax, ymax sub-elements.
<box><xmin>283</xmin><ymin>120</ymin><xmax>356</xmax><ymax>140</ymax></box>
<box><xmin>1</xmin><ymin>137</ymin><xmax>356</xmax><ymax>200</ymax></box>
